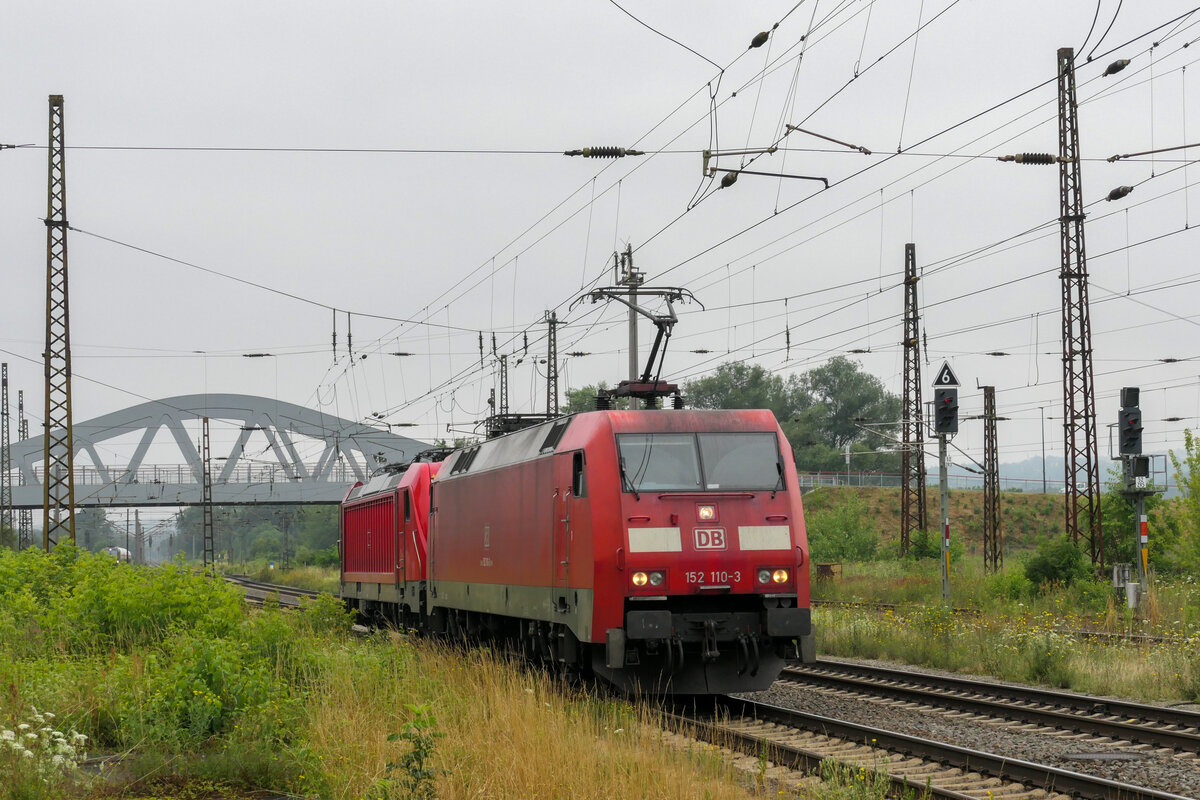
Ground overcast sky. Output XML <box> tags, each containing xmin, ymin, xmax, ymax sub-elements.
<box><xmin>4</xmin><ymin>1</ymin><xmax>1200</xmax><ymax>492</ymax></box>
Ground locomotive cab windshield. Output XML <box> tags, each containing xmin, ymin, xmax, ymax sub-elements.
<box><xmin>616</xmin><ymin>431</ymin><xmax>783</xmax><ymax>492</ymax></box>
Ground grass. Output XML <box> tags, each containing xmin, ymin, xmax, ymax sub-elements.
<box><xmin>816</xmin><ymin>605</ymin><xmax>1200</xmax><ymax>701</ymax></box>
<box><xmin>0</xmin><ymin>545</ymin><xmax>899</xmax><ymax>800</ymax></box>
<box><xmin>813</xmin><ymin>558</ymin><xmax>1200</xmax><ymax>635</ymax></box>
<box><xmin>243</xmin><ymin>562</ymin><xmax>339</xmax><ymax>594</ymax></box>
<box><xmin>813</xmin><ymin>567</ymin><xmax>1200</xmax><ymax>702</ymax></box>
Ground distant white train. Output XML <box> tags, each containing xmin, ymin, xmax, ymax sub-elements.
<box><xmin>103</xmin><ymin>546</ymin><xmax>132</xmax><ymax>563</ymax></box>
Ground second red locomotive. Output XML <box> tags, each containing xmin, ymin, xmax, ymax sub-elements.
<box><xmin>341</xmin><ymin>408</ymin><xmax>813</xmax><ymax>694</ymax></box>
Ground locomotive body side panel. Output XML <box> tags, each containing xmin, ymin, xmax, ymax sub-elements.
<box><xmin>342</xmin><ymin>494</ymin><xmax>397</xmax><ymax>584</ymax></box>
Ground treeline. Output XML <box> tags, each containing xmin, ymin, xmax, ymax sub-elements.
<box><xmin>566</xmin><ymin>357</ymin><xmax>902</xmax><ymax>473</ymax></box>
<box><xmin>174</xmin><ymin>505</ymin><xmax>339</xmax><ymax>566</ymax></box>
<box><xmin>1</xmin><ymin>506</ymin><xmax>340</xmax><ymax>567</ymax></box>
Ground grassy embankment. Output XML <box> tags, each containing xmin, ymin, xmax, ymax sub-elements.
<box><xmin>0</xmin><ymin>546</ymin><xmax>907</xmax><ymax>800</ymax></box>
<box><xmin>803</xmin><ymin>486</ymin><xmax>1200</xmax><ymax>702</ymax></box>
<box><xmin>801</xmin><ymin>484</ymin><xmax>1066</xmax><ymax>555</ymax></box>
<box><xmin>813</xmin><ymin>561</ymin><xmax>1200</xmax><ymax>702</ymax></box>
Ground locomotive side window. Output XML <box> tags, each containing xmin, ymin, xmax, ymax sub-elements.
<box><xmin>572</xmin><ymin>451</ymin><xmax>587</xmax><ymax>497</ymax></box>
<box><xmin>616</xmin><ymin>433</ymin><xmax>702</xmax><ymax>492</ymax></box>
<box><xmin>697</xmin><ymin>433</ymin><xmax>782</xmax><ymax>491</ymax></box>
<box><xmin>403</xmin><ymin>490</ymin><xmax>411</xmax><ymax>522</ymax></box>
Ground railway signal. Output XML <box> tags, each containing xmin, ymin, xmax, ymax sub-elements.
<box><xmin>1118</xmin><ymin>406</ymin><xmax>1143</xmax><ymax>456</ymax></box>
<box><xmin>931</xmin><ymin>363</ymin><xmax>961</xmax><ymax>606</ymax></box>
<box><xmin>934</xmin><ymin>388</ymin><xmax>959</xmax><ymax>435</ymax></box>
<box><xmin>1116</xmin><ymin>387</ymin><xmax>1158</xmax><ymax>614</ymax></box>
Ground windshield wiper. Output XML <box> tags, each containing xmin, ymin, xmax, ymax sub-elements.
<box><xmin>771</xmin><ymin>461</ymin><xmax>784</xmax><ymax>499</ymax></box>
<box><xmin>619</xmin><ymin>456</ymin><xmax>641</xmax><ymax>501</ymax></box>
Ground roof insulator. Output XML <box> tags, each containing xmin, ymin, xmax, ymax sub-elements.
<box><xmin>1106</xmin><ymin>185</ymin><xmax>1134</xmax><ymax>202</ymax></box>
<box><xmin>750</xmin><ymin>31</ymin><xmax>770</xmax><ymax>49</ymax></box>
<box><xmin>720</xmin><ymin>171</ymin><xmax>738</xmax><ymax>188</ymax></box>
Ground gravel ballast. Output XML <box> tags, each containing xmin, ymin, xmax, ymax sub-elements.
<box><xmin>742</xmin><ymin>657</ymin><xmax>1200</xmax><ymax>798</ymax></box>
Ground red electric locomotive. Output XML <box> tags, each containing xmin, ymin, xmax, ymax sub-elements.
<box><xmin>341</xmin><ymin>458</ymin><xmax>441</xmax><ymax>626</ymax></box>
<box><xmin>341</xmin><ymin>409</ymin><xmax>813</xmax><ymax>694</ymax></box>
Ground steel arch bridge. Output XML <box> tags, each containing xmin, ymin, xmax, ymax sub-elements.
<box><xmin>7</xmin><ymin>394</ymin><xmax>428</xmax><ymax>507</ymax></box>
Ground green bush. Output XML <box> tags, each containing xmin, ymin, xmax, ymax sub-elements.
<box><xmin>1024</xmin><ymin>534</ymin><xmax>1090</xmax><ymax>589</ymax></box>
<box><xmin>806</xmin><ymin>494</ymin><xmax>880</xmax><ymax>562</ymax></box>
<box><xmin>985</xmin><ymin>568</ymin><xmax>1033</xmax><ymax>602</ymax></box>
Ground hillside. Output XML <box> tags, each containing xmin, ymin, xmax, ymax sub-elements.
<box><xmin>800</xmin><ymin>485</ymin><xmax>1065</xmax><ymax>555</ymax></box>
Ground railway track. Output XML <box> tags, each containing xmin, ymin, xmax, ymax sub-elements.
<box><xmin>810</xmin><ymin>599</ymin><xmax>1178</xmax><ymax>645</ymax></box>
<box><xmin>222</xmin><ymin>574</ymin><xmax>322</xmax><ymax>607</ymax></box>
<box><xmin>782</xmin><ymin>659</ymin><xmax>1200</xmax><ymax>754</ymax></box>
<box><xmin>671</xmin><ymin>695</ymin><xmax>1193</xmax><ymax>800</ymax></box>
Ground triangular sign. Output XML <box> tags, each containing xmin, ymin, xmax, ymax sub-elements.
<box><xmin>932</xmin><ymin>361</ymin><xmax>960</xmax><ymax>387</ymax></box>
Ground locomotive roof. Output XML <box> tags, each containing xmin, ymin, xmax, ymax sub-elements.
<box><xmin>436</xmin><ymin>408</ymin><xmax>781</xmax><ymax>480</ymax></box>
<box><xmin>344</xmin><ymin>460</ymin><xmax>440</xmax><ymax>502</ymax></box>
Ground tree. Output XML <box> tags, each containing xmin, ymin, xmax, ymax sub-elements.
<box><xmin>1168</xmin><ymin>429</ymin><xmax>1200</xmax><ymax>572</ymax></box>
<box><xmin>684</xmin><ymin>359</ymin><xmax>901</xmax><ymax>474</ymax></box>
<box><xmin>562</xmin><ymin>382</ymin><xmax>627</xmax><ymax>414</ymax></box>
<box><xmin>684</xmin><ymin>363</ymin><xmax>809</xmax><ymax>421</ymax></box>
<box><xmin>799</xmin><ymin>356</ymin><xmax>901</xmax><ymax>450</ymax></box>
<box><xmin>74</xmin><ymin>508</ymin><xmax>118</xmax><ymax>551</ymax></box>
<box><xmin>1099</xmin><ymin>465</ymin><xmax>1173</xmax><ymax>569</ymax></box>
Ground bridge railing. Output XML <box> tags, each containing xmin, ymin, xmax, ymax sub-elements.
<box><xmin>17</xmin><ymin>462</ymin><xmax>364</xmax><ymax>487</ymax></box>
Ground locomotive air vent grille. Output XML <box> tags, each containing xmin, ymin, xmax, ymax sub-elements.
<box><xmin>539</xmin><ymin>419</ymin><xmax>572</xmax><ymax>453</ymax></box>
<box><xmin>451</xmin><ymin>446</ymin><xmax>482</xmax><ymax>475</ymax></box>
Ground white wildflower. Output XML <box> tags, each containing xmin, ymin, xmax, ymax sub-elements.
<box><xmin>17</xmin><ymin>723</ymin><xmax>29</xmax><ymax>731</ymax></box>
<box><xmin>71</xmin><ymin>732</ymin><xmax>87</xmax><ymax>746</ymax></box>
<box><xmin>1</xmin><ymin>730</ymin><xmax>14</xmax><ymax>741</ymax></box>
<box><xmin>22</xmin><ymin>750</ymin><xmax>33</xmax><ymax>759</ymax></box>
<box><xmin>51</xmin><ymin>754</ymin><xmax>66</xmax><ymax>767</ymax></box>
<box><xmin>42</xmin><ymin>712</ymin><xmax>54</xmax><ymax>721</ymax></box>
<box><xmin>24</xmin><ymin>732</ymin><xmax>38</xmax><ymax>741</ymax></box>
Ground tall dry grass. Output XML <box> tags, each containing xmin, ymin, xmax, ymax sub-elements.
<box><xmin>816</xmin><ymin>606</ymin><xmax>1200</xmax><ymax>701</ymax></box>
<box><xmin>299</xmin><ymin>638</ymin><xmax>753</xmax><ymax>799</ymax></box>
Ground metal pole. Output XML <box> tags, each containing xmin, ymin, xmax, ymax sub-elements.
<box><xmin>624</xmin><ymin>246</ymin><xmax>641</xmax><ymax>410</ymax></box>
<box><xmin>42</xmin><ymin>95</ymin><xmax>77</xmax><ymax>549</ymax></box>
<box><xmin>900</xmin><ymin>243</ymin><xmax>926</xmax><ymax>553</ymax></box>
<box><xmin>982</xmin><ymin>386</ymin><xmax>1001</xmax><ymax>574</ymax></box>
<box><xmin>1136</xmin><ymin>492</ymin><xmax>1148</xmax><ymax>606</ymax></box>
<box><xmin>939</xmin><ymin>433</ymin><xmax>950</xmax><ymax>604</ymax></box>
<box><xmin>1057</xmin><ymin>47</ymin><xmax>1103</xmax><ymax>567</ymax></box>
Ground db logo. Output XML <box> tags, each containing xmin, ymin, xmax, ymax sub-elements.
<box><xmin>694</xmin><ymin>528</ymin><xmax>726</xmax><ymax>550</ymax></box>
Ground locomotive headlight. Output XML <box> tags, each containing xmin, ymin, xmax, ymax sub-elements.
<box><xmin>757</xmin><ymin>569</ymin><xmax>772</xmax><ymax>584</ymax></box>
<box><xmin>697</xmin><ymin>504</ymin><xmax>717</xmax><ymax>521</ymax></box>
<box><xmin>632</xmin><ymin>571</ymin><xmax>649</xmax><ymax>587</ymax></box>
<box><xmin>772</xmin><ymin>569</ymin><xmax>790</xmax><ymax>584</ymax></box>
<box><xmin>649</xmin><ymin>571</ymin><xmax>665</xmax><ymax>586</ymax></box>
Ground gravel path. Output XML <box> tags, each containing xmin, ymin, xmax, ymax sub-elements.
<box><xmin>741</xmin><ymin>657</ymin><xmax>1200</xmax><ymax>798</ymax></box>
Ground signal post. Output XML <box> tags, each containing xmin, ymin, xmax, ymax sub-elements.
<box><xmin>1117</xmin><ymin>387</ymin><xmax>1153</xmax><ymax>610</ymax></box>
<box><xmin>933</xmin><ymin>362</ymin><xmax>960</xmax><ymax>605</ymax></box>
